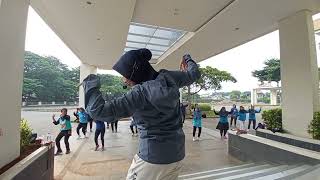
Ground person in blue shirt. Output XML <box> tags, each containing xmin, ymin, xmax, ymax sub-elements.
<box><xmin>76</xmin><ymin>107</ymin><xmax>88</xmax><ymax>139</ymax></box>
<box><xmin>237</xmin><ymin>106</ymin><xmax>248</xmax><ymax>131</ymax></box>
<box><xmin>94</xmin><ymin>120</ymin><xmax>105</xmax><ymax>151</ymax></box>
<box><xmin>230</xmin><ymin>104</ymin><xmax>239</xmax><ymax>127</ymax></box>
<box><xmin>214</xmin><ymin>107</ymin><xmax>230</xmax><ymax>139</ymax></box>
<box><xmin>52</xmin><ymin>108</ymin><xmax>72</xmax><ymax>155</ymax></box>
<box><xmin>248</xmin><ymin>105</ymin><xmax>262</xmax><ymax>130</ymax></box>
<box><xmin>192</xmin><ymin>104</ymin><xmax>202</xmax><ymax>141</ymax></box>
<box><xmin>82</xmin><ymin>49</ymin><xmax>200</xmax><ymax>180</ymax></box>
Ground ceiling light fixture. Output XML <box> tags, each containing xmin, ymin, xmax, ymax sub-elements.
<box><xmin>86</xmin><ymin>1</ymin><xmax>92</xmax><ymax>5</ymax></box>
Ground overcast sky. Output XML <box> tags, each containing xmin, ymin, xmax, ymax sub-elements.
<box><xmin>25</xmin><ymin>7</ymin><xmax>320</xmax><ymax>93</ymax></box>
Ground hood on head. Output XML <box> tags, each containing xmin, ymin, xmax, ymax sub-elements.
<box><xmin>112</xmin><ymin>48</ymin><xmax>158</xmax><ymax>84</ymax></box>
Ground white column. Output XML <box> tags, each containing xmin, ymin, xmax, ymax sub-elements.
<box><xmin>270</xmin><ymin>89</ymin><xmax>277</xmax><ymax>106</ymax></box>
<box><xmin>79</xmin><ymin>63</ymin><xmax>97</xmax><ymax>108</ymax></box>
<box><xmin>0</xmin><ymin>0</ymin><xmax>29</xmax><ymax>168</ymax></box>
<box><xmin>251</xmin><ymin>89</ymin><xmax>257</xmax><ymax>105</ymax></box>
<box><xmin>279</xmin><ymin>10</ymin><xmax>319</xmax><ymax>137</ymax></box>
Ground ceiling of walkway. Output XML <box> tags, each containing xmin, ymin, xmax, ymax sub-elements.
<box><xmin>30</xmin><ymin>0</ymin><xmax>320</xmax><ymax>69</ymax></box>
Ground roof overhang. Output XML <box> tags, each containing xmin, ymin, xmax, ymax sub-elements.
<box><xmin>30</xmin><ymin>0</ymin><xmax>320</xmax><ymax>70</ymax></box>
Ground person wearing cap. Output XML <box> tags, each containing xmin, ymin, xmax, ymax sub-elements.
<box><xmin>82</xmin><ymin>48</ymin><xmax>200</xmax><ymax>180</ymax></box>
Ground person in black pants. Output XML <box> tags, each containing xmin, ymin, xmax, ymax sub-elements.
<box><xmin>52</xmin><ymin>108</ymin><xmax>72</xmax><ymax>155</ymax></box>
<box><xmin>88</xmin><ymin>116</ymin><xmax>93</xmax><ymax>132</ymax></box>
<box><xmin>180</xmin><ymin>103</ymin><xmax>188</xmax><ymax>123</ymax></box>
<box><xmin>230</xmin><ymin>104</ymin><xmax>238</xmax><ymax>127</ymax></box>
<box><xmin>111</xmin><ymin>120</ymin><xmax>118</xmax><ymax>133</ymax></box>
<box><xmin>248</xmin><ymin>105</ymin><xmax>261</xmax><ymax>130</ymax></box>
<box><xmin>130</xmin><ymin>117</ymin><xmax>138</xmax><ymax>136</ymax></box>
<box><xmin>214</xmin><ymin>107</ymin><xmax>230</xmax><ymax>140</ymax></box>
<box><xmin>94</xmin><ymin>120</ymin><xmax>105</xmax><ymax>151</ymax></box>
<box><xmin>76</xmin><ymin>108</ymin><xmax>88</xmax><ymax>139</ymax></box>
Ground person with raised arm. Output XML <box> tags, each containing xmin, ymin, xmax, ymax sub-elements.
<box><xmin>52</xmin><ymin>108</ymin><xmax>72</xmax><ymax>155</ymax></box>
<box><xmin>82</xmin><ymin>48</ymin><xmax>200</xmax><ymax>180</ymax></box>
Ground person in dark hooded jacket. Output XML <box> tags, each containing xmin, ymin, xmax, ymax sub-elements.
<box><xmin>82</xmin><ymin>48</ymin><xmax>200</xmax><ymax>180</ymax></box>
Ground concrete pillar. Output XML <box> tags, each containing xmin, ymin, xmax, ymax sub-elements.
<box><xmin>270</xmin><ymin>89</ymin><xmax>278</xmax><ymax>106</ymax></box>
<box><xmin>251</xmin><ymin>89</ymin><xmax>257</xmax><ymax>105</ymax></box>
<box><xmin>279</xmin><ymin>10</ymin><xmax>319</xmax><ymax>137</ymax></box>
<box><xmin>0</xmin><ymin>0</ymin><xmax>29</xmax><ymax>168</ymax></box>
<box><xmin>79</xmin><ymin>63</ymin><xmax>97</xmax><ymax>107</ymax></box>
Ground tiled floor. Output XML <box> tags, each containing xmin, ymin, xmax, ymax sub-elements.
<box><xmin>53</xmin><ymin>121</ymin><xmax>241</xmax><ymax>180</ymax></box>
<box><xmin>21</xmin><ymin>111</ymin><xmax>242</xmax><ymax>180</ymax></box>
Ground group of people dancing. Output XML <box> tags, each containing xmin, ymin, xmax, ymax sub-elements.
<box><xmin>215</xmin><ymin>104</ymin><xmax>261</xmax><ymax>138</ymax></box>
<box><xmin>51</xmin><ymin>107</ymin><xmax>127</xmax><ymax>155</ymax></box>
<box><xmin>189</xmin><ymin>104</ymin><xmax>262</xmax><ymax>140</ymax></box>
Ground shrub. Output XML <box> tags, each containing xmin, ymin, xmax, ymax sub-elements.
<box><xmin>308</xmin><ymin>112</ymin><xmax>320</xmax><ymax>140</ymax></box>
<box><xmin>20</xmin><ymin>119</ymin><xmax>33</xmax><ymax>148</ymax></box>
<box><xmin>191</xmin><ymin>103</ymin><xmax>211</xmax><ymax>111</ymax></box>
<box><xmin>262</xmin><ymin>108</ymin><xmax>282</xmax><ymax>132</ymax></box>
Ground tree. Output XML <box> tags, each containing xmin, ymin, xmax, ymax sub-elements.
<box><xmin>185</xmin><ymin>66</ymin><xmax>237</xmax><ymax>102</ymax></box>
<box><xmin>230</xmin><ymin>90</ymin><xmax>241</xmax><ymax>101</ymax></box>
<box><xmin>22</xmin><ymin>78</ymin><xmax>43</xmax><ymax>101</ymax></box>
<box><xmin>240</xmin><ymin>91</ymin><xmax>251</xmax><ymax>103</ymax></box>
<box><xmin>24</xmin><ymin>51</ymin><xmax>80</xmax><ymax>102</ymax></box>
<box><xmin>23</xmin><ymin>51</ymin><xmax>128</xmax><ymax>103</ymax></box>
<box><xmin>22</xmin><ymin>51</ymin><xmax>131</xmax><ymax>103</ymax></box>
<box><xmin>98</xmin><ymin>74</ymin><xmax>128</xmax><ymax>100</ymax></box>
<box><xmin>252</xmin><ymin>58</ymin><xmax>281</xmax><ymax>86</ymax></box>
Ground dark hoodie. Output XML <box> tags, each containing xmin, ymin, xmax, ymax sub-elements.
<box><xmin>82</xmin><ymin>50</ymin><xmax>200</xmax><ymax>164</ymax></box>
<box><xmin>112</xmin><ymin>48</ymin><xmax>158</xmax><ymax>84</ymax></box>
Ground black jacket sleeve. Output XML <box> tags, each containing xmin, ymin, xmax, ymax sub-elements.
<box><xmin>53</xmin><ymin>119</ymin><xmax>59</xmax><ymax>125</ymax></box>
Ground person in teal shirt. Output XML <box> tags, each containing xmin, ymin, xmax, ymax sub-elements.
<box><xmin>237</xmin><ymin>106</ymin><xmax>248</xmax><ymax>131</ymax></box>
<box><xmin>192</xmin><ymin>104</ymin><xmax>202</xmax><ymax>141</ymax></box>
<box><xmin>52</xmin><ymin>108</ymin><xmax>72</xmax><ymax>155</ymax></box>
<box><xmin>76</xmin><ymin>107</ymin><xmax>88</xmax><ymax>139</ymax></box>
<box><xmin>248</xmin><ymin>105</ymin><xmax>262</xmax><ymax>129</ymax></box>
<box><xmin>214</xmin><ymin>107</ymin><xmax>230</xmax><ymax>139</ymax></box>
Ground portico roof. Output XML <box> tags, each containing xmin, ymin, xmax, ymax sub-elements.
<box><xmin>30</xmin><ymin>0</ymin><xmax>320</xmax><ymax>69</ymax></box>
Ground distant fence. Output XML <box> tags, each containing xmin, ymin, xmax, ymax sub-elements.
<box><xmin>22</xmin><ymin>101</ymin><xmax>78</xmax><ymax>107</ymax></box>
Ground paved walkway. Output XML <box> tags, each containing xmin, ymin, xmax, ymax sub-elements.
<box><xmin>21</xmin><ymin>111</ymin><xmax>243</xmax><ymax>180</ymax></box>
<box><xmin>52</xmin><ymin>121</ymin><xmax>241</xmax><ymax>179</ymax></box>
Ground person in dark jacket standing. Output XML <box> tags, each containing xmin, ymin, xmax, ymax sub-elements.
<box><xmin>94</xmin><ymin>120</ymin><xmax>105</xmax><ymax>151</ymax></box>
<box><xmin>230</xmin><ymin>104</ymin><xmax>238</xmax><ymax>127</ymax></box>
<box><xmin>130</xmin><ymin>117</ymin><xmax>138</xmax><ymax>136</ymax></box>
<box><xmin>180</xmin><ymin>103</ymin><xmax>188</xmax><ymax>123</ymax></box>
<box><xmin>82</xmin><ymin>48</ymin><xmax>200</xmax><ymax>180</ymax></box>
<box><xmin>111</xmin><ymin>119</ymin><xmax>118</xmax><ymax>133</ymax></box>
